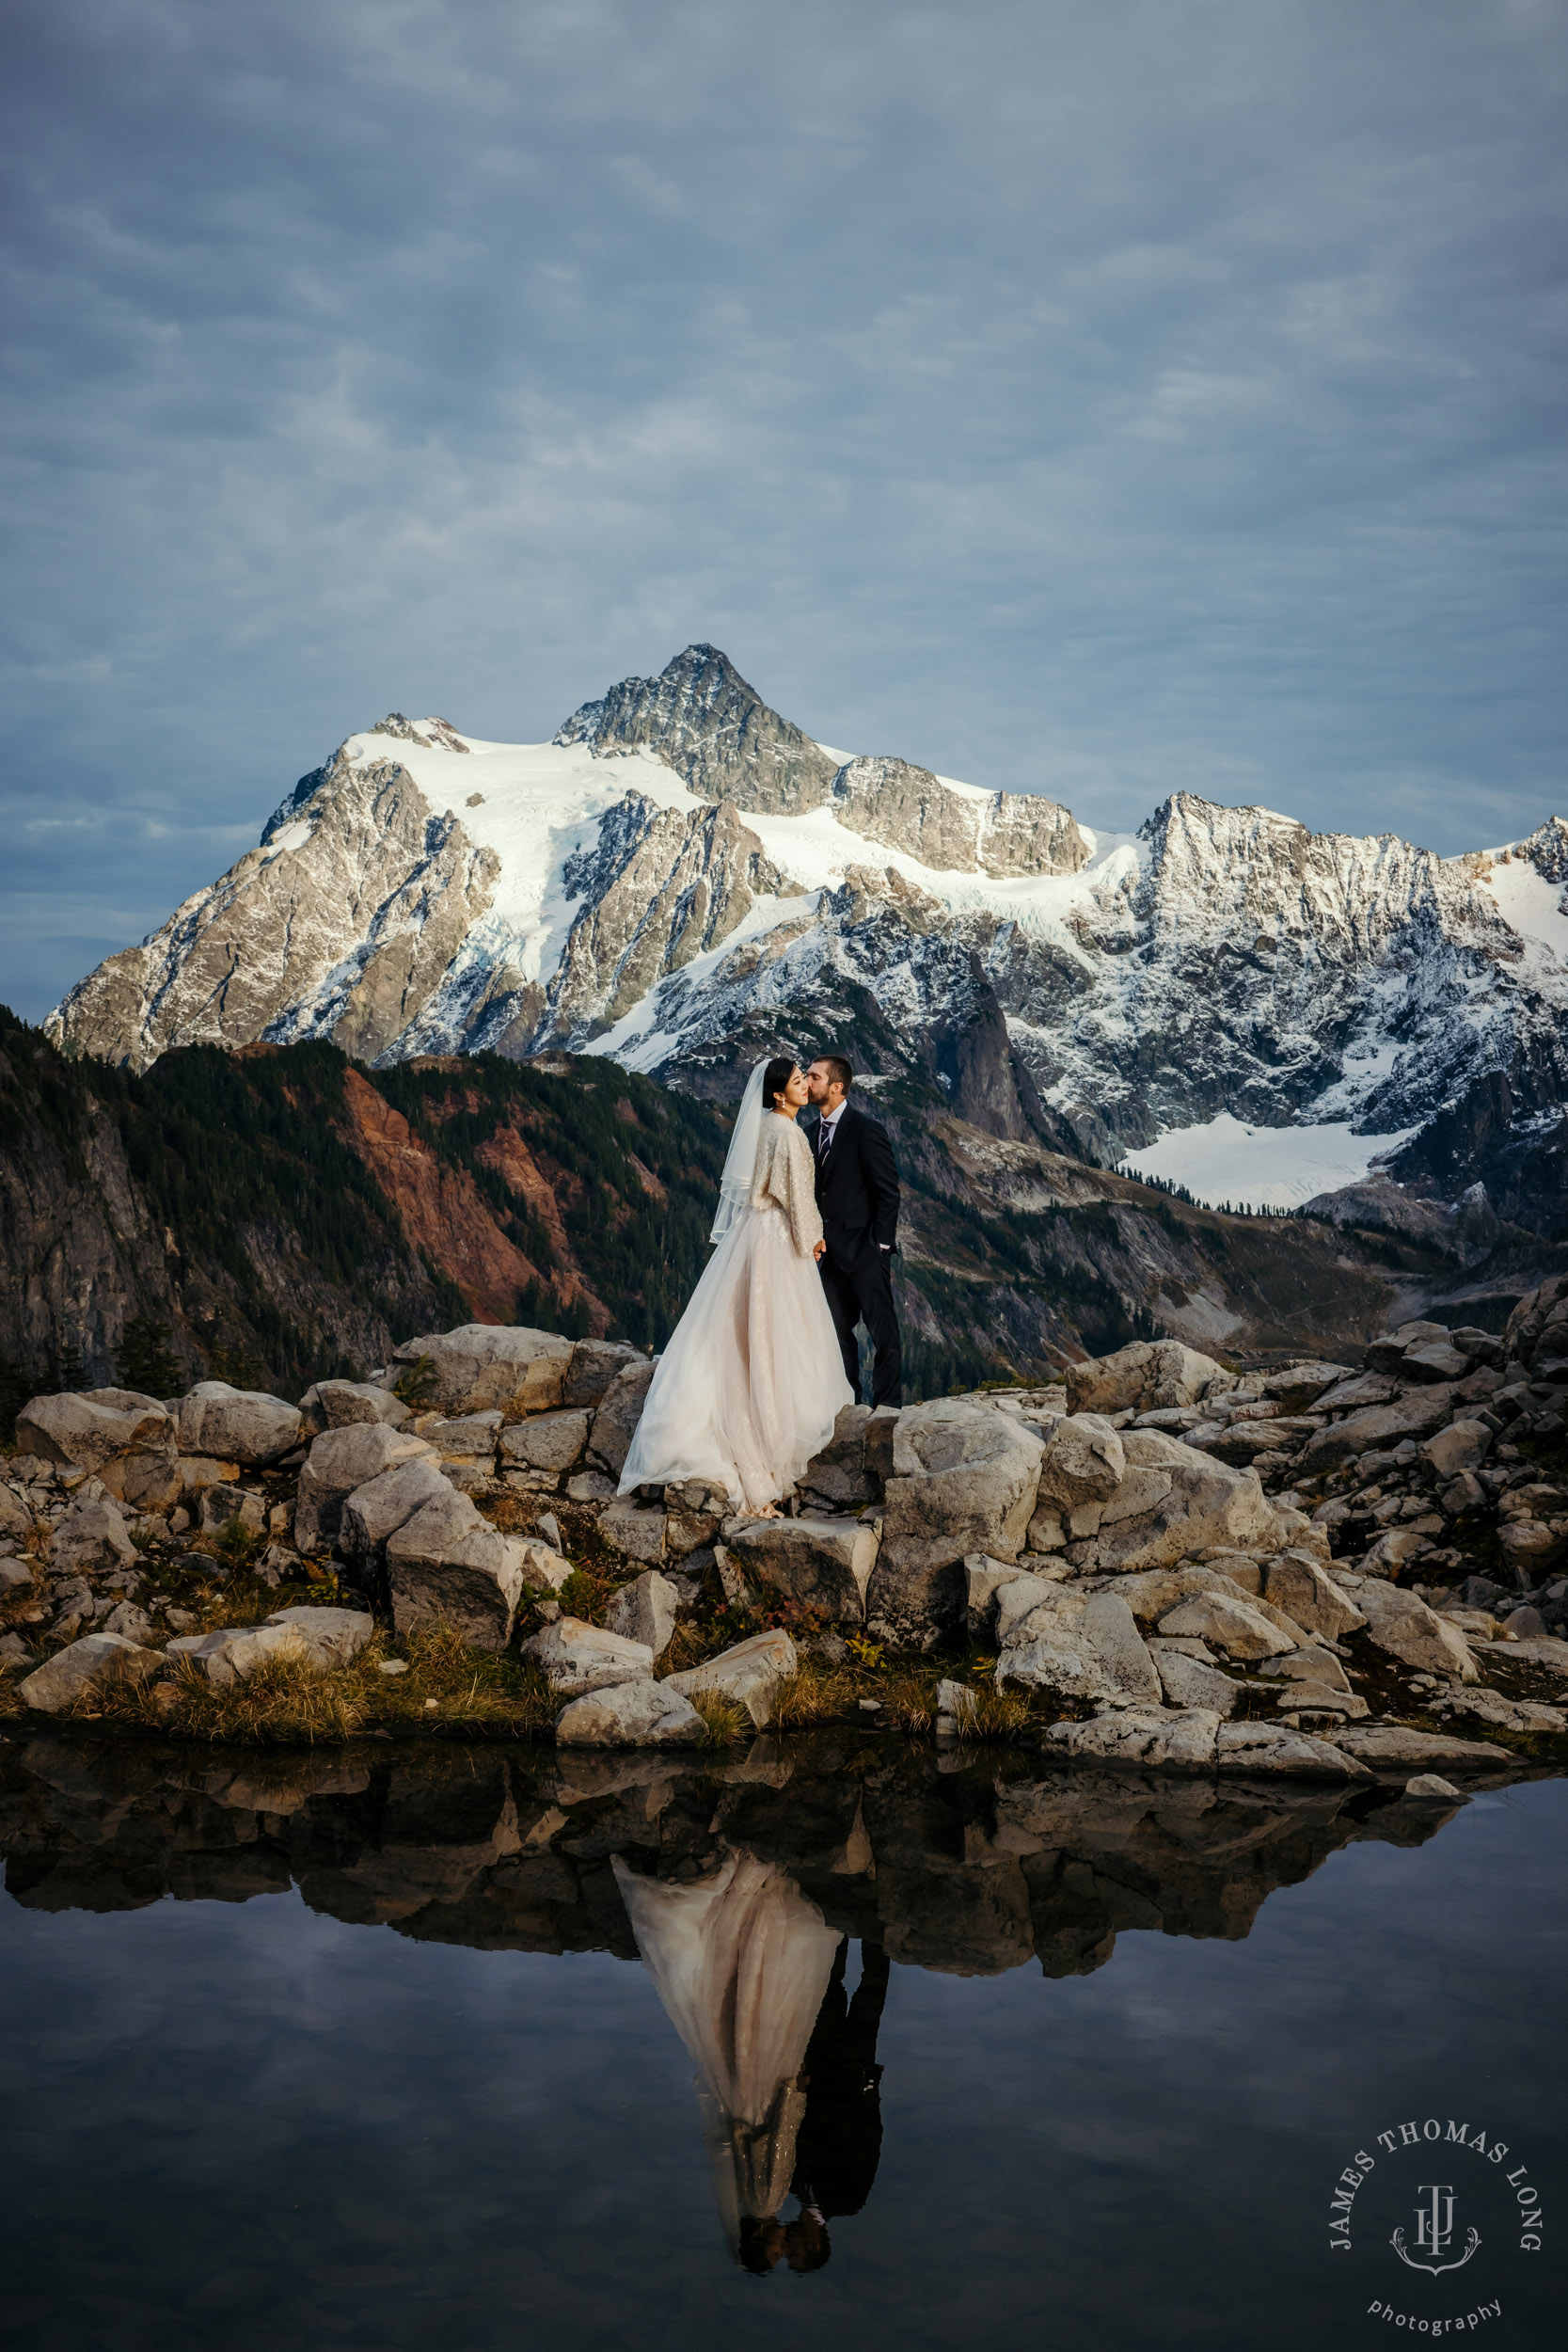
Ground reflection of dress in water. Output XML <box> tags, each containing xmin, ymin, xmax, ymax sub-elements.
<box><xmin>611</xmin><ymin>1851</ymin><xmax>844</xmax><ymax>2249</ymax></box>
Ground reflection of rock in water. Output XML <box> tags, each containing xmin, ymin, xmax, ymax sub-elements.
<box><xmin>0</xmin><ymin>1734</ymin><xmax>1507</xmax><ymax>1982</ymax></box>
<box><xmin>610</xmin><ymin>1850</ymin><xmax>842</xmax><ymax>2254</ymax></box>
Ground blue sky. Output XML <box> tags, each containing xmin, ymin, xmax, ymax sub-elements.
<box><xmin>3</xmin><ymin>0</ymin><xmax>1565</xmax><ymax>1023</ymax></box>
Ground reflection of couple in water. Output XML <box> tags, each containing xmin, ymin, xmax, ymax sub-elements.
<box><xmin>611</xmin><ymin>1851</ymin><xmax>887</xmax><ymax>2274</ymax></box>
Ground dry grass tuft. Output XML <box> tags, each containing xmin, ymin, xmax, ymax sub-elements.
<box><xmin>687</xmin><ymin>1686</ymin><xmax>751</xmax><ymax>1746</ymax></box>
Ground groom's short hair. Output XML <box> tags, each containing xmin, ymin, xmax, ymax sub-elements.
<box><xmin>818</xmin><ymin>1055</ymin><xmax>853</xmax><ymax>1093</ymax></box>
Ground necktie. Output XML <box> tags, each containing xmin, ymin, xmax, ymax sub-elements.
<box><xmin>817</xmin><ymin>1116</ymin><xmax>833</xmax><ymax>1164</ymax></box>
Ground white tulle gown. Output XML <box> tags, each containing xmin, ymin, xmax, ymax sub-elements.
<box><xmin>611</xmin><ymin>1851</ymin><xmax>844</xmax><ymax>2239</ymax></box>
<box><xmin>618</xmin><ymin>1075</ymin><xmax>854</xmax><ymax>1514</ymax></box>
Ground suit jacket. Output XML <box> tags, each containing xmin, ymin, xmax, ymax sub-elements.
<box><xmin>805</xmin><ymin>1103</ymin><xmax>900</xmax><ymax>1267</ymax></box>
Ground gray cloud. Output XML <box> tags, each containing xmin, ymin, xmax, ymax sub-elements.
<box><xmin>3</xmin><ymin>0</ymin><xmax>1564</xmax><ymax>1018</ymax></box>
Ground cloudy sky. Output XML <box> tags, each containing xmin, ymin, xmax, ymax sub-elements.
<box><xmin>3</xmin><ymin>0</ymin><xmax>1564</xmax><ymax>1022</ymax></box>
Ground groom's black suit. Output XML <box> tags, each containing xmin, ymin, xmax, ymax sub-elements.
<box><xmin>806</xmin><ymin>1100</ymin><xmax>902</xmax><ymax>1408</ymax></box>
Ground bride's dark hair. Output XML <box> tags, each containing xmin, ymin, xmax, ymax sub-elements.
<box><xmin>763</xmin><ymin>1054</ymin><xmax>797</xmax><ymax>1110</ymax></box>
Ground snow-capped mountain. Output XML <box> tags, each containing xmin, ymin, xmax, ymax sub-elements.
<box><xmin>46</xmin><ymin>644</ymin><xmax>1568</xmax><ymax>1240</ymax></box>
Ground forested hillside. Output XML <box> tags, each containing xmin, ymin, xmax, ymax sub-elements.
<box><xmin>2</xmin><ymin>1007</ymin><xmax>1530</xmax><ymax>1430</ymax></box>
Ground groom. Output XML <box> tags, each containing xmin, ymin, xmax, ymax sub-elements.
<box><xmin>804</xmin><ymin>1056</ymin><xmax>902</xmax><ymax>1408</ymax></box>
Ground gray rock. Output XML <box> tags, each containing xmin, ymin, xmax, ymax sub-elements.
<box><xmin>1401</xmin><ymin>1342</ymin><xmax>1472</xmax><ymax>1385</ymax></box>
<box><xmin>665</xmin><ymin>1628</ymin><xmax>798</xmax><ymax>1728</ymax></box>
<box><xmin>263</xmin><ymin>1605</ymin><xmax>375</xmax><ymax>1670</ymax></box>
<box><xmin>314</xmin><ymin>1380</ymin><xmax>410</xmax><ymax>1429</ymax></box>
<box><xmin>1035</xmin><ymin>1413</ymin><xmax>1126</xmax><ymax>1507</ymax></box>
<box><xmin>338</xmin><ymin>1455</ymin><xmax>454</xmax><ymax>1569</ymax></box>
<box><xmin>1213</xmin><ymin>1724</ymin><xmax>1369</xmax><ymax>1777</ymax></box>
<box><xmin>604</xmin><ymin>1570</ymin><xmax>679</xmax><ymax>1657</ymax></box>
<box><xmin>521</xmin><ymin>1616</ymin><xmax>655</xmax><ymax>1695</ymax></box>
<box><xmin>198</xmin><ymin>1484</ymin><xmax>266</xmax><ymax>1535</ymax></box>
<box><xmin>1068</xmin><ymin>1431</ymin><xmax>1280</xmax><ymax>1575</ymax></box>
<box><xmin>598</xmin><ymin>1501</ymin><xmax>669</xmax><ymax>1564</ymax></box>
<box><xmin>19</xmin><ymin>1631</ymin><xmax>165</xmax><ymax>1712</ymax></box>
<box><xmin>0</xmin><ymin>1486</ymin><xmax>36</xmax><ymax>1539</ymax></box>
<box><xmin>1422</xmin><ymin>1420</ymin><xmax>1495</xmax><ymax>1478</ymax></box>
<box><xmin>499</xmin><ymin>1410</ymin><xmax>591</xmax><ymax>1472</ymax></box>
<box><xmin>15</xmin><ymin>1389</ymin><xmax>173</xmax><ymax>1473</ymax></box>
<box><xmin>175</xmin><ymin>1381</ymin><xmax>303</xmax><ymax>1467</ymax></box>
<box><xmin>421</xmin><ymin>1410</ymin><xmax>503</xmax><ymax>1462</ymax></box>
<box><xmin>1498</xmin><ymin>1604</ymin><xmax>1548</xmax><ymax>1640</ymax></box>
<box><xmin>994</xmin><ymin>1570</ymin><xmax>1074</xmax><ymax>1645</ymax></box>
<box><xmin>1262</xmin><ymin>1552</ymin><xmax>1367</xmax><ymax>1640</ymax></box>
<box><xmin>1150</xmin><ymin>1646</ymin><xmax>1243</xmax><ymax>1715</ymax></box>
<box><xmin>567</xmin><ymin>1470</ymin><xmax>618</xmax><ymax>1502</ymax></box>
<box><xmin>101</xmin><ymin>1600</ymin><xmax>155</xmax><ymax>1645</ymax></box>
<box><xmin>388</xmin><ymin>1324</ymin><xmax>575</xmax><ymax>1418</ymax></box>
<box><xmin>515</xmin><ymin>1540</ymin><xmax>574</xmax><ymax>1595</ymax></box>
<box><xmin>1265</xmin><ymin>1643</ymin><xmax>1353</xmax><ymax>1691</ymax></box>
<box><xmin>964</xmin><ymin>1554</ymin><xmax>1035</xmax><ymax>1639</ymax></box>
<box><xmin>996</xmin><ymin>1589</ymin><xmax>1162</xmax><ymax>1706</ymax></box>
<box><xmin>0</xmin><ymin>1559</ymin><xmax>32</xmax><ymax>1595</ymax></box>
<box><xmin>1405</xmin><ymin>1773</ymin><xmax>1465</xmax><ymax>1800</ymax></box>
<box><xmin>1046</xmin><ymin>1705</ymin><xmax>1222</xmax><ymax>1768</ymax></box>
<box><xmin>52</xmin><ymin>1492</ymin><xmax>138</xmax><ymax>1573</ymax></box>
<box><xmin>1298</xmin><ymin>1386</ymin><xmax>1466</xmax><ymax>1473</ymax></box>
<box><xmin>561</xmin><ymin>1339</ymin><xmax>645</xmax><ymax>1411</ymax></box>
<box><xmin>294</xmin><ymin>1422</ymin><xmax>436</xmax><ymax>1552</ymax></box>
<box><xmin>799</xmin><ymin>1405</ymin><xmax>877</xmax><ymax>1508</ymax></box>
<box><xmin>555</xmin><ymin>1676</ymin><xmax>704</xmax><ymax>1747</ymax></box>
<box><xmin>1067</xmin><ymin>1341</ymin><xmax>1229</xmax><ymax>1416</ymax></box>
<box><xmin>386</xmin><ymin>1489</ymin><xmax>531</xmax><ymax>1649</ymax></box>
<box><xmin>1354</xmin><ymin>1580</ymin><xmax>1480</xmax><ymax>1683</ymax></box>
<box><xmin>724</xmin><ymin>1515</ymin><xmax>879</xmax><ymax>1622</ymax></box>
<box><xmin>0</xmin><ymin>1630</ymin><xmax>29</xmax><ymax>1666</ymax></box>
<box><xmin>1157</xmin><ymin>1592</ymin><xmax>1298</xmax><ymax>1660</ymax></box>
<box><xmin>869</xmin><ymin>1402</ymin><xmax>1043</xmax><ymax>1641</ymax></box>
<box><xmin>587</xmin><ymin>1360</ymin><xmax>657</xmax><ymax>1478</ymax></box>
<box><xmin>166</xmin><ymin>1621</ymin><xmax>311</xmax><ymax>1684</ymax></box>
<box><xmin>1330</xmin><ymin>1723</ymin><xmax>1502</xmax><ymax>1770</ymax></box>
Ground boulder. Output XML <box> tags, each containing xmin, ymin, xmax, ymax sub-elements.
<box><xmin>1360</xmin><ymin>1527</ymin><xmax>1433</xmax><ymax>1577</ymax></box>
<box><xmin>997</xmin><ymin>1588</ymin><xmax>1161</xmax><ymax>1706</ymax></box>
<box><xmin>19</xmin><ymin>1630</ymin><xmax>165</xmax><ymax>1712</ymax></box>
<box><xmin>263</xmin><ymin>1606</ymin><xmax>374</xmax><ymax>1669</ymax></box>
<box><xmin>1400</xmin><ymin>1341</ymin><xmax>1472</xmax><ymax>1385</ymax></box>
<box><xmin>868</xmin><ymin>1402</ymin><xmax>1043</xmax><ymax>1641</ymax></box>
<box><xmin>1298</xmin><ymin>1385</ymin><xmax>1466</xmax><ymax>1473</ymax></box>
<box><xmin>175</xmin><ymin>1382</ymin><xmax>303</xmax><ymax>1467</ymax></box>
<box><xmin>604</xmin><ymin>1570</ymin><xmax>679</xmax><ymax>1657</ymax></box>
<box><xmin>555</xmin><ymin>1676</ymin><xmax>703</xmax><ymax>1747</ymax></box>
<box><xmin>166</xmin><ymin>1621</ymin><xmax>310</xmax><ymax>1683</ymax></box>
<box><xmin>15</xmin><ymin>1389</ymin><xmax>172</xmax><ymax>1473</ymax></box>
<box><xmin>1422</xmin><ymin>1420</ymin><xmax>1494</xmax><ymax>1478</ymax></box>
<box><xmin>294</xmin><ymin>1423</ymin><xmax>436</xmax><ymax>1552</ymax></box>
<box><xmin>587</xmin><ymin>1359</ymin><xmax>657</xmax><ymax>1478</ymax></box>
<box><xmin>421</xmin><ymin>1411</ymin><xmax>503</xmax><ymax>1463</ymax></box>
<box><xmin>598</xmin><ymin>1501</ymin><xmax>668</xmax><ymax>1565</ymax></box>
<box><xmin>1035</xmin><ymin>1414</ymin><xmax>1125</xmax><ymax>1507</ymax></box>
<box><xmin>388</xmin><ymin>1325</ymin><xmax>575</xmax><ymax>1418</ymax></box>
<box><xmin>1148</xmin><ymin>1645</ymin><xmax>1243</xmax><ymax>1715</ymax></box>
<box><xmin>1046</xmin><ymin>1706</ymin><xmax>1222</xmax><ymax>1769</ymax></box>
<box><xmin>337</xmin><ymin>1455</ymin><xmax>454</xmax><ymax>1572</ymax></box>
<box><xmin>799</xmin><ymin>1405</ymin><xmax>877</xmax><ymax>1508</ymax></box>
<box><xmin>1212</xmin><ymin>1724</ymin><xmax>1368</xmax><ymax>1777</ymax></box>
<box><xmin>0</xmin><ymin>1486</ymin><xmax>36</xmax><ymax>1539</ymax></box>
<box><xmin>1156</xmin><ymin>1592</ymin><xmax>1297</xmax><ymax>1661</ymax></box>
<box><xmin>101</xmin><ymin>1599</ymin><xmax>154</xmax><ymax>1645</ymax></box>
<box><xmin>994</xmin><ymin>1571</ymin><xmax>1074</xmax><ymax>1645</ymax></box>
<box><xmin>1259</xmin><ymin>1362</ymin><xmax>1355</xmax><ymax>1408</ymax></box>
<box><xmin>1405</xmin><ymin>1773</ymin><xmax>1465</xmax><ymax>1801</ymax></box>
<box><xmin>966</xmin><ymin>1555</ymin><xmax>1038</xmax><ymax>1640</ymax></box>
<box><xmin>1498</xmin><ymin>1521</ymin><xmax>1560</xmax><ymax>1571</ymax></box>
<box><xmin>1068</xmin><ymin>1431</ymin><xmax>1278</xmax><ymax>1575</ymax></box>
<box><xmin>724</xmin><ymin>1516</ymin><xmax>879</xmax><ymax>1623</ymax></box>
<box><xmin>1265</xmin><ymin>1643</ymin><xmax>1353</xmax><ymax>1692</ymax></box>
<box><xmin>1261</xmin><ymin>1552</ymin><xmax>1367</xmax><ymax>1640</ymax></box>
<box><xmin>561</xmin><ymin>1339</ymin><xmax>645</xmax><ymax>1411</ymax></box>
<box><xmin>386</xmin><ymin>1490</ymin><xmax>531</xmax><ymax>1649</ymax></box>
<box><xmin>499</xmin><ymin>1410</ymin><xmax>591</xmax><ymax>1474</ymax></box>
<box><xmin>312</xmin><ymin>1380</ymin><xmax>409</xmax><ymax>1429</ymax></box>
<box><xmin>1067</xmin><ymin>1340</ymin><xmax>1229</xmax><ymax>1417</ymax></box>
<box><xmin>198</xmin><ymin>1484</ymin><xmax>266</xmax><ymax>1535</ymax></box>
<box><xmin>51</xmin><ymin>1493</ymin><xmax>138</xmax><ymax>1574</ymax></box>
<box><xmin>1353</xmin><ymin>1581</ymin><xmax>1480</xmax><ymax>1683</ymax></box>
<box><xmin>514</xmin><ymin>1540</ymin><xmax>574</xmax><ymax>1596</ymax></box>
<box><xmin>1024</xmin><ymin>1502</ymin><xmax>1067</xmax><ymax>1551</ymax></box>
<box><xmin>521</xmin><ymin>1616</ymin><xmax>654</xmax><ymax>1695</ymax></box>
<box><xmin>1329</xmin><ymin>1723</ymin><xmax>1502</xmax><ymax>1771</ymax></box>
<box><xmin>665</xmin><ymin>1628</ymin><xmax>798</xmax><ymax>1728</ymax></box>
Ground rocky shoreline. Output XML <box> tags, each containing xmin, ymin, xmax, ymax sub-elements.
<box><xmin>3</xmin><ymin>1279</ymin><xmax>1566</xmax><ymax>1788</ymax></box>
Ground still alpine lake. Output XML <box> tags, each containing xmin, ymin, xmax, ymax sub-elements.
<box><xmin>0</xmin><ymin>1735</ymin><xmax>1561</xmax><ymax>2351</ymax></box>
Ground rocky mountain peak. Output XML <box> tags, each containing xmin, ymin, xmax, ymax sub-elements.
<box><xmin>554</xmin><ymin>643</ymin><xmax>841</xmax><ymax>815</ymax></box>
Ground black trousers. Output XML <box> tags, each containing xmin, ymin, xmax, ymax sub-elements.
<box><xmin>819</xmin><ymin>1246</ymin><xmax>902</xmax><ymax>1408</ymax></box>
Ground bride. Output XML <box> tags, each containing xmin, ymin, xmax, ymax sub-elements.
<box><xmin>617</xmin><ymin>1054</ymin><xmax>854</xmax><ymax>1516</ymax></box>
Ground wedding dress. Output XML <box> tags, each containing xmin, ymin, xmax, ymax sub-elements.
<box><xmin>616</xmin><ymin>1059</ymin><xmax>855</xmax><ymax>1513</ymax></box>
<box><xmin>611</xmin><ymin>1851</ymin><xmax>844</xmax><ymax>2245</ymax></box>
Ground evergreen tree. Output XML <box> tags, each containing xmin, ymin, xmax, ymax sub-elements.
<box><xmin>53</xmin><ymin>1341</ymin><xmax>89</xmax><ymax>1391</ymax></box>
<box><xmin>117</xmin><ymin>1315</ymin><xmax>183</xmax><ymax>1397</ymax></box>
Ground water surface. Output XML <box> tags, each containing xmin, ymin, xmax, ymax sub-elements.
<box><xmin>1</xmin><ymin>1736</ymin><xmax>1561</xmax><ymax>2349</ymax></box>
